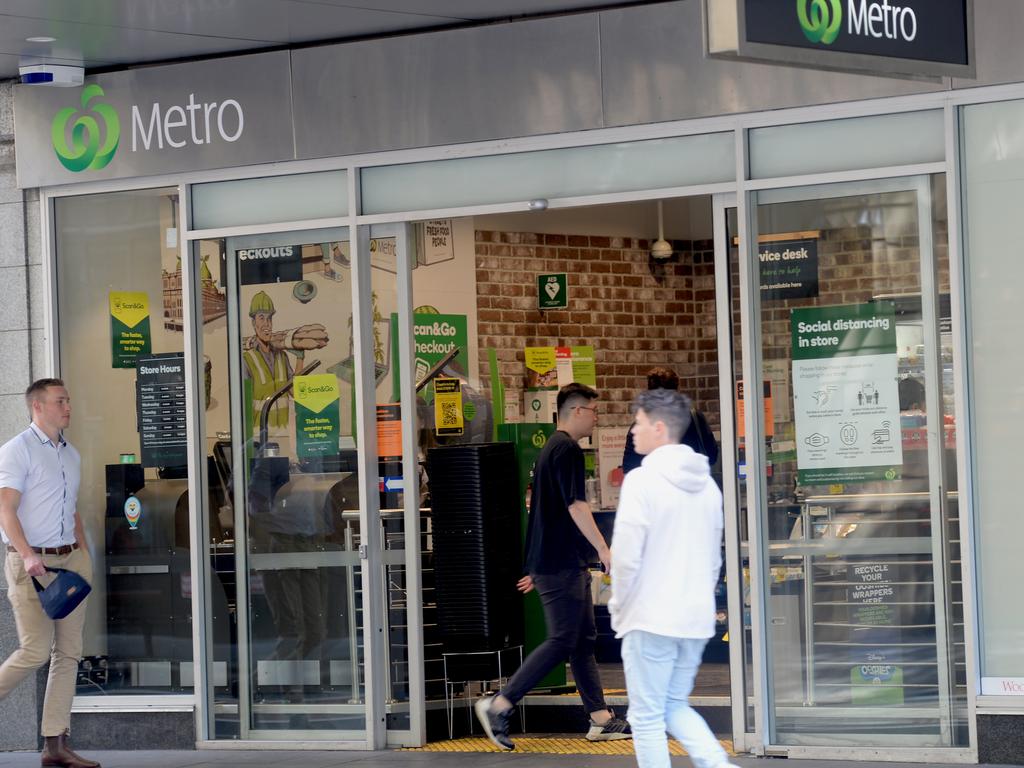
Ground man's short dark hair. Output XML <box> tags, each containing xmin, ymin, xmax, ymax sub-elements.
<box><xmin>646</xmin><ymin>367</ymin><xmax>679</xmax><ymax>391</ymax></box>
<box><xmin>633</xmin><ymin>389</ymin><xmax>692</xmax><ymax>443</ymax></box>
<box><xmin>557</xmin><ymin>382</ymin><xmax>599</xmax><ymax>419</ymax></box>
<box><xmin>25</xmin><ymin>378</ymin><xmax>64</xmax><ymax>409</ymax></box>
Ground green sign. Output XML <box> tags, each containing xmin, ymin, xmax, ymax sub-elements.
<box><xmin>791</xmin><ymin>302</ymin><xmax>902</xmax><ymax>484</ymax></box>
<box><xmin>393</xmin><ymin>311</ymin><xmax>468</xmax><ymax>404</ymax></box>
<box><xmin>294</xmin><ymin>374</ymin><xmax>340</xmax><ymax>457</ymax></box>
<box><xmin>109</xmin><ymin>291</ymin><xmax>151</xmax><ymax>368</ymax></box>
<box><xmin>52</xmin><ymin>85</ymin><xmax>120</xmax><ymax>172</ymax></box>
<box><xmin>537</xmin><ymin>273</ymin><xmax>568</xmax><ymax>309</ymax></box>
<box><xmin>792</xmin><ymin>302</ymin><xmax>897</xmax><ymax>360</ymax></box>
<box><xmin>851</xmin><ymin>664</ymin><xmax>904</xmax><ymax>706</ymax></box>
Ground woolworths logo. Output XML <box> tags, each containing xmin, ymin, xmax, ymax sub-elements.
<box><xmin>50</xmin><ymin>87</ymin><xmax>245</xmax><ymax>174</ymax></box>
<box><xmin>797</xmin><ymin>0</ymin><xmax>842</xmax><ymax>44</ymax></box>
<box><xmin>796</xmin><ymin>0</ymin><xmax>920</xmax><ymax>46</ymax></box>
<box><xmin>51</xmin><ymin>84</ymin><xmax>120</xmax><ymax>172</ymax></box>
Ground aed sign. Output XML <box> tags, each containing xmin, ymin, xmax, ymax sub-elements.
<box><xmin>538</xmin><ymin>273</ymin><xmax>568</xmax><ymax>309</ymax></box>
<box><xmin>705</xmin><ymin>0</ymin><xmax>973</xmax><ymax>79</ymax></box>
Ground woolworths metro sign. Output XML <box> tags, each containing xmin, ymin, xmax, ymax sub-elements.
<box><xmin>15</xmin><ymin>50</ymin><xmax>294</xmax><ymax>187</ymax></box>
<box><xmin>705</xmin><ymin>0</ymin><xmax>973</xmax><ymax>79</ymax></box>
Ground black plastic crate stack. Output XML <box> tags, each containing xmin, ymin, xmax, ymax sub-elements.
<box><xmin>426</xmin><ymin>442</ymin><xmax>524</xmax><ymax>653</ymax></box>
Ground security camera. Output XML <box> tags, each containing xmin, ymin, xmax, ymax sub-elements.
<box><xmin>19</xmin><ymin>64</ymin><xmax>84</xmax><ymax>87</ymax></box>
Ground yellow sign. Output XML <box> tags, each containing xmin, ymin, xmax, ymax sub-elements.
<box><xmin>434</xmin><ymin>377</ymin><xmax>464</xmax><ymax>436</ymax></box>
<box><xmin>109</xmin><ymin>291</ymin><xmax>149</xmax><ymax>329</ymax></box>
<box><xmin>109</xmin><ymin>291</ymin><xmax>151</xmax><ymax>368</ymax></box>
<box><xmin>293</xmin><ymin>374</ymin><xmax>339</xmax><ymax>413</ymax></box>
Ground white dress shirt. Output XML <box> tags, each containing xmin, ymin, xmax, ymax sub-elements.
<box><xmin>0</xmin><ymin>423</ymin><xmax>81</xmax><ymax>547</ymax></box>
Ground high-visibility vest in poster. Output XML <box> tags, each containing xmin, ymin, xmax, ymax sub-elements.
<box><xmin>243</xmin><ymin>346</ymin><xmax>291</xmax><ymax>429</ymax></box>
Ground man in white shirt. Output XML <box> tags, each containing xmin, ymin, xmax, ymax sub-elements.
<box><xmin>0</xmin><ymin>379</ymin><xmax>99</xmax><ymax>768</ymax></box>
<box><xmin>609</xmin><ymin>389</ymin><xmax>736</xmax><ymax>768</ymax></box>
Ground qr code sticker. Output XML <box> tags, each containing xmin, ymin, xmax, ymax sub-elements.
<box><xmin>440</xmin><ymin>400</ymin><xmax>459</xmax><ymax>426</ymax></box>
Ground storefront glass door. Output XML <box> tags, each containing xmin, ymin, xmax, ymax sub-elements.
<box><xmin>191</xmin><ymin>222</ymin><xmax>425</xmax><ymax>745</ymax></box>
<box><xmin>732</xmin><ymin>177</ymin><xmax>968</xmax><ymax>751</ymax></box>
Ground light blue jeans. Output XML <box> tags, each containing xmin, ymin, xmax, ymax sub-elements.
<box><xmin>621</xmin><ymin>631</ymin><xmax>729</xmax><ymax>768</ymax></box>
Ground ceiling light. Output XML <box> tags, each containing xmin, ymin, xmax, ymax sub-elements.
<box><xmin>26</xmin><ymin>36</ymin><xmax>57</xmax><ymax>43</ymax></box>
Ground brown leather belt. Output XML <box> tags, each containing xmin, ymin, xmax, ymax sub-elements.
<box><xmin>7</xmin><ymin>543</ymin><xmax>78</xmax><ymax>556</ymax></box>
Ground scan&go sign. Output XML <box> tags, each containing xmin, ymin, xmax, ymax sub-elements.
<box><xmin>15</xmin><ymin>50</ymin><xmax>294</xmax><ymax>187</ymax></box>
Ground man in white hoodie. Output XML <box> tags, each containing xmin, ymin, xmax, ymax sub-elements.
<box><xmin>609</xmin><ymin>389</ymin><xmax>734</xmax><ymax>768</ymax></box>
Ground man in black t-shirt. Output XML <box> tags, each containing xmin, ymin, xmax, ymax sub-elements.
<box><xmin>475</xmin><ymin>383</ymin><xmax>631</xmax><ymax>751</ymax></box>
<box><xmin>622</xmin><ymin>367</ymin><xmax>718</xmax><ymax>473</ymax></box>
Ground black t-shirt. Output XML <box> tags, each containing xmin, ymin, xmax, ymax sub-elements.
<box><xmin>621</xmin><ymin>408</ymin><xmax>719</xmax><ymax>474</ymax></box>
<box><xmin>523</xmin><ymin>429</ymin><xmax>589</xmax><ymax>575</ymax></box>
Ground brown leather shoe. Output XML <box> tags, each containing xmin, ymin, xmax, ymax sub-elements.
<box><xmin>41</xmin><ymin>733</ymin><xmax>101</xmax><ymax>768</ymax></box>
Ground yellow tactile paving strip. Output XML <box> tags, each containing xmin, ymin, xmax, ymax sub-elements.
<box><xmin>405</xmin><ymin>737</ymin><xmax>734</xmax><ymax>755</ymax></box>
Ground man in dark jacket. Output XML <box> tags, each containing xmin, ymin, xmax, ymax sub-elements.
<box><xmin>621</xmin><ymin>368</ymin><xmax>718</xmax><ymax>473</ymax></box>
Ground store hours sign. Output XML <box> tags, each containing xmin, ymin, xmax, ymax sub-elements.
<box><xmin>791</xmin><ymin>302</ymin><xmax>903</xmax><ymax>484</ymax></box>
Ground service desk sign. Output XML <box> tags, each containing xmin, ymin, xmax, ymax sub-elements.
<box><xmin>759</xmin><ymin>233</ymin><xmax>819</xmax><ymax>301</ymax></box>
<box><xmin>792</xmin><ymin>302</ymin><xmax>902</xmax><ymax>484</ymax></box>
<box><xmin>293</xmin><ymin>374</ymin><xmax>340</xmax><ymax>458</ymax></box>
<box><xmin>705</xmin><ymin>0</ymin><xmax>974</xmax><ymax>79</ymax></box>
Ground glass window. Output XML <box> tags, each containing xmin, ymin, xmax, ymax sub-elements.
<box><xmin>55</xmin><ymin>188</ymin><xmax>193</xmax><ymax>694</ymax></box>
<box><xmin>962</xmin><ymin>99</ymin><xmax>1024</xmax><ymax>691</ymax></box>
<box><xmin>749</xmin><ymin>111</ymin><xmax>944</xmax><ymax>180</ymax></box>
<box><xmin>191</xmin><ymin>170</ymin><xmax>348</xmax><ymax>230</ymax></box>
<box><xmin>361</xmin><ymin>134</ymin><xmax>734</xmax><ymax>215</ymax></box>
<box><xmin>747</xmin><ymin>176</ymin><xmax>967</xmax><ymax>745</ymax></box>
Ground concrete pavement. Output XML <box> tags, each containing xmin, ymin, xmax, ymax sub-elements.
<box><xmin>0</xmin><ymin>753</ymin><xmax>1019</xmax><ymax>768</ymax></box>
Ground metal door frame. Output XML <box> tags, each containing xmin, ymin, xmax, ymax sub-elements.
<box><xmin>723</xmin><ymin>174</ymin><xmax>969</xmax><ymax>760</ymax></box>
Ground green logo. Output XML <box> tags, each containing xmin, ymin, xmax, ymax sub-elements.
<box><xmin>51</xmin><ymin>84</ymin><xmax>120</xmax><ymax>172</ymax></box>
<box><xmin>797</xmin><ymin>0</ymin><xmax>842</xmax><ymax>45</ymax></box>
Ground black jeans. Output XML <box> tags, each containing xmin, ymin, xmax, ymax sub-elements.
<box><xmin>499</xmin><ymin>567</ymin><xmax>607</xmax><ymax>715</ymax></box>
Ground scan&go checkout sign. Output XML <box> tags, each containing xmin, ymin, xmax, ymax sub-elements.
<box><xmin>51</xmin><ymin>84</ymin><xmax>244</xmax><ymax>173</ymax></box>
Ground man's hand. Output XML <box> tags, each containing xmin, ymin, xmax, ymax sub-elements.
<box><xmin>23</xmin><ymin>553</ymin><xmax>45</xmax><ymax>578</ymax></box>
<box><xmin>516</xmin><ymin>575</ymin><xmax>534</xmax><ymax>594</ymax></box>
<box><xmin>289</xmin><ymin>324</ymin><xmax>329</xmax><ymax>350</ymax></box>
<box><xmin>598</xmin><ymin>546</ymin><xmax>611</xmax><ymax>574</ymax></box>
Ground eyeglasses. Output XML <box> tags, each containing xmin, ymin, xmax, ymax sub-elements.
<box><xmin>576</xmin><ymin>405</ymin><xmax>599</xmax><ymax>415</ymax></box>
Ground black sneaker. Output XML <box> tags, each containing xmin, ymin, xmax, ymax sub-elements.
<box><xmin>586</xmin><ymin>711</ymin><xmax>632</xmax><ymax>741</ymax></box>
<box><xmin>474</xmin><ymin>696</ymin><xmax>515</xmax><ymax>751</ymax></box>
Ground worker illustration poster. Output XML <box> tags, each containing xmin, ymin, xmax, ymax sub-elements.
<box><xmin>109</xmin><ymin>291</ymin><xmax>152</xmax><ymax>368</ymax></box>
<box><xmin>791</xmin><ymin>302</ymin><xmax>902</xmax><ymax>484</ymax></box>
<box><xmin>293</xmin><ymin>374</ymin><xmax>340</xmax><ymax>457</ymax></box>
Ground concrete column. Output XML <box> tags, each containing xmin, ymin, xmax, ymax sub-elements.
<box><xmin>0</xmin><ymin>77</ymin><xmax>45</xmax><ymax>751</ymax></box>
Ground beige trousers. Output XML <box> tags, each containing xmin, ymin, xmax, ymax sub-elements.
<box><xmin>0</xmin><ymin>547</ymin><xmax>92</xmax><ymax>736</ymax></box>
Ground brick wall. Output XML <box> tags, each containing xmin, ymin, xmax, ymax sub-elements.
<box><xmin>474</xmin><ymin>230</ymin><xmax>721</xmax><ymax>434</ymax></box>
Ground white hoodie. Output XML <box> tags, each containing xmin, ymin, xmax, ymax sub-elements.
<box><xmin>608</xmin><ymin>442</ymin><xmax>723</xmax><ymax>639</ymax></box>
